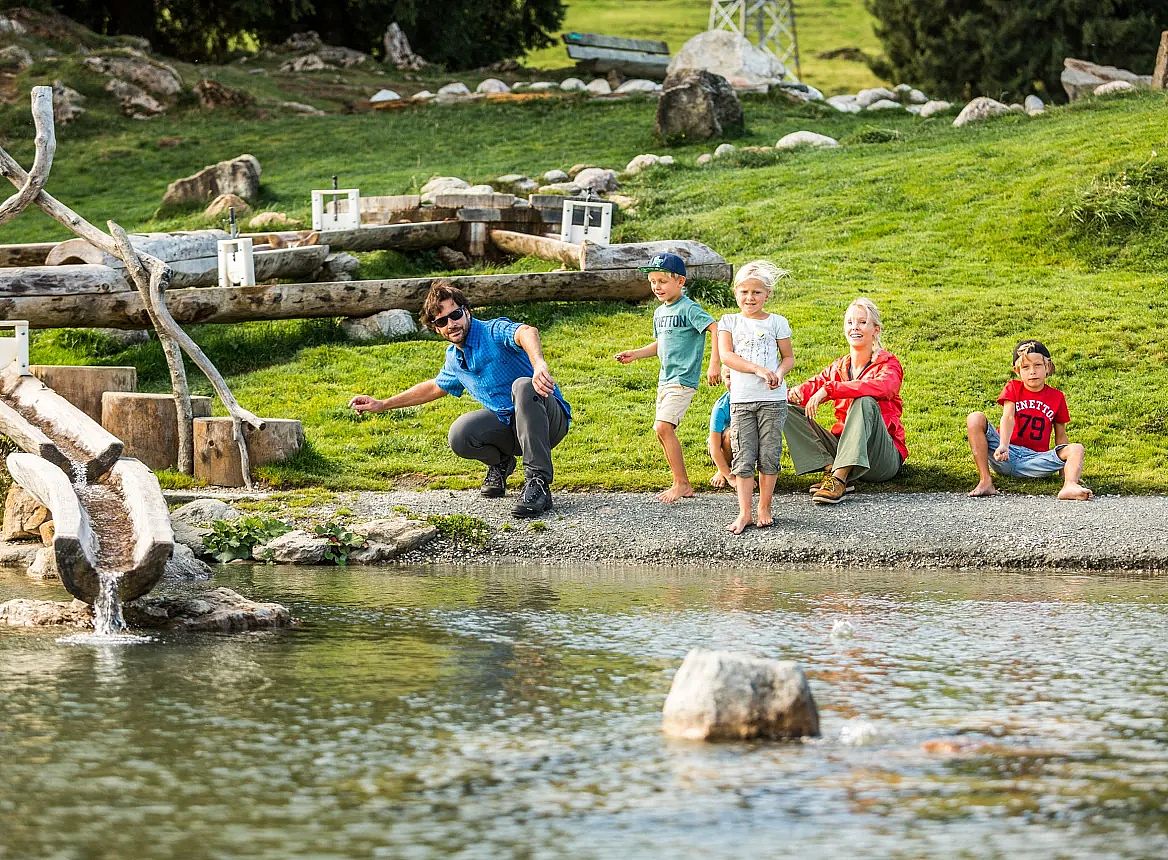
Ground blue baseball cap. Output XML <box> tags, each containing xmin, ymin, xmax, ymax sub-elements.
<box><xmin>638</xmin><ymin>252</ymin><xmax>686</xmax><ymax>277</ymax></box>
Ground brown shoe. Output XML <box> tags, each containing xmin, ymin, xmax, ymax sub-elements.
<box><xmin>809</xmin><ymin>479</ymin><xmax>856</xmax><ymax>495</ymax></box>
<box><xmin>812</xmin><ymin>475</ymin><xmax>848</xmax><ymax>505</ymax></box>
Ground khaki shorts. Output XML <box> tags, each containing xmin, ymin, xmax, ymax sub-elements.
<box><xmin>655</xmin><ymin>384</ymin><xmax>697</xmax><ymax>426</ymax></box>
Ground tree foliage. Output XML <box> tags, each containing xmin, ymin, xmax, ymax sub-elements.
<box><xmin>21</xmin><ymin>0</ymin><xmax>565</xmax><ymax>66</ymax></box>
<box><xmin>865</xmin><ymin>0</ymin><xmax>1168</xmax><ymax>101</ymax></box>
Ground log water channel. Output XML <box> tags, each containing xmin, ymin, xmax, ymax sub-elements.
<box><xmin>1</xmin><ymin>564</ymin><xmax>1165</xmax><ymax>858</ymax></box>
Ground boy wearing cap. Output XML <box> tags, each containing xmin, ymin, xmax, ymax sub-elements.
<box><xmin>615</xmin><ymin>252</ymin><xmax>721</xmax><ymax>503</ymax></box>
<box><xmin>966</xmin><ymin>339</ymin><xmax>1092</xmax><ymax>501</ymax></box>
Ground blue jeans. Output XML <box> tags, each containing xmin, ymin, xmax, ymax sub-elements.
<box><xmin>985</xmin><ymin>425</ymin><xmax>1065</xmax><ymax>478</ymax></box>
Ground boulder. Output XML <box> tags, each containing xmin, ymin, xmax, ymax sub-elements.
<box><xmin>661</xmin><ymin>649</ymin><xmax>820</xmax><ymax>741</ymax></box>
<box><xmin>585</xmin><ymin>78</ymin><xmax>612</xmax><ymax>95</ymax></box>
<box><xmin>84</xmin><ymin>54</ymin><xmax>183</xmax><ymax>96</ymax></box>
<box><xmin>369</xmin><ymin>88</ymin><xmax>401</xmax><ymax>103</ymax></box>
<box><xmin>3</xmin><ymin>485</ymin><xmax>49</xmax><ymax>542</ymax></box>
<box><xmin>124</xmin><ymin>587</ymin><xmax>291</xmax><ymax>632</ymax></box>
<box><xmin>204</xmin><ymin>193</ymin><xmax>250</xmax><ymax>218</ymax></box>
<box><xmin>341</xmin><ymin>309</ymin><xmax>418</xmax><ymax>341</ymax></box>
<box><xmin>0</xmin><ymin>45</ymin><xmax>33</xmax><ymax>72</ymax></box>
<box><xmin>260</xmin><ymin>530</ymin><xmax>329</xmax><ymax>564</ymax></box>
<box><xmin>625</xmin><ymin>154</ymin><xmax>664</xmax><ymax>175</ymax></box>
<box><xmin>170</xmin><ymin>498</ymin><xmax>240</xmax><ymax>556</ymax></box>
<box><xmin>528</xmin><ymin>81</ymin><xmax>559</xmax><ymax>92</ymax></box>
<box><xmin>105</xmin><ymin>78</ymin><xmax>166</xmax><ymax>118</ymax></box>
<box><xmin>163</xmin><ymin>543</ymin><xmax>212</xmax><ymax>581</ymax></box>
<box><xmin>437</xmin><ymin>81</ymin><xmax>471</xmax><ymax>98</ymax></box>
<box><xmin>351</xmin><ymin>517</ymin><xmax>437</xmax><ymax>557</ymax></box>
<box><xmin>494</xmin><ymin>174</ymin><xmax>538</xmax><ymax>195</ymax></box>
<box><xmin>420</xmin><ymin>175</ymin><xmax>469</xmax><ymax>202</ymax></box>
<box><xmin>383</xmin><ymin>22</ymin><xmax>427</xmax><ymax>71</ymax></box>
<box><xmin>52</xmin><ymin>80</ymin><xmax>86</xmax><ymax>126</ymax></box>
<box><xmin>0</xmin><ymin>597</ymin><xmax>90</xmax><ymax>628</ymax></box>
<box><xmin>281</xmin><ymin>100</ymin><xmax>326</xmax><ymax>115</ymax></box>
<box><xmin>410</xmin><ymin>90</ymin><xmax>435</xmax><ymax>102</ymax></box>
<box><xmin>655</xmin><ymin>68</ymin><xmax>744</xmax><ymax>144</ymax></box>
<box><xmin>696</xmin><ymin>152</ymin><xmax>713</xmax><ymax>166</ymax></box>
<box><xmin>573</xmin><ymin>167</ymin><xmax>620</xmax><ymax>194</ymax></box>
<box><xmin>855</xmin><ymin>86</ymin><xmax>896</xmax><ymax>108</ymax></box>
<box><xmin>906</xmin><ymin>88</ymin><xmax>928</xmax><ymax>104</ymax></box>
<box><xmin>1062</xmin><ymin>57</ymin><xmax>1150</xmax><ymax>101</ymax></box>
<box><xmin>161</xmin><ymin>154</ymin><xmax>261</xmax><ymax>210</ymax></box>
<box><xmin>918</xmin><ymin>99</ymin><xmax>952</xmax><ymax>118</ymax></box>
<box><xmin>315</xmin><ymin>252</ymin><xmax>360</xmax><ymax>282</ymax></box>
<box><xmin>1095</xmin><ymin>80</ymin><xmax>1136</xmax><ymax>96</ymax></box>
<box><xmin>465</xmin><ymin>183</ymin><xmax>497</xmax><ymax>194</ymax></box>
<box><xmin>435</xmin><ymin>245</ymin><xmax>472</xmax><ymax>270</ymax></box>
<box><xmin>865</xmin><ymin>98</ymin><xmax>902</xmax><ymax>111</ymax></box>
<box><xmin>28</xmin><ymin>546</ymin><xmax>57</xmax><ymax>580</ymax></box>
<box><xmin>0</xmin><ymin>541</ymin><xmax>39</xmax><ymax>569</ymax></box>
<box><xmin>248</xmin><ymin>211</ymin><xmax>295</xmax><ymax>229</ymax></box>
<box><xmin>542</xmin><ymin>169</ymin><xmax>569</xmax><ymax>183</ymax></box>
<box><xmin>560</xmin><ymin>77</ymin><xmax>586</xmax><ymax>92</ymax></box>
<box><xmin>952</xmin><ymin>96</ymin><xmax>1011</xmax><ymax>127</ymax></box>
<box><xmin>775</xmin><ymin>131</ymin><xmax>839</xmax><ymax>150</ymax></box>
<box><xmin>615</xmin><ymin>79</ymin><xmax>660</xmax><ymax>94</ymax></box>
<box><xmin>1024</xmin><ymin>94</ymin><xmax>1045</xmax><ymax>116</ymax></box>
<box><xmin>279</xmin><ymin>54</ymin><xmax>326</xmax><ymax>73</ymax></box>
<box><xmin>476</xmin><ymin>78</ymin><xmax>510</xmax><ymax>94</ymax></box>
<box><xmin>826</xmin><ymin>94</ymin><xmax>861</xmax><ymax>113</ymax></box>
<box><xmin>536</xmin><ymin>182</ymin><xmax>581</xmax><ymax>195</ymax></box>
<box><xmin>194</xmin><ymin>79</ymin><xmax>255</xmax><ymax>110</ymax></box>
<box><xmin>667</xmin><ymin>30</ymin><xmax>786</xmax><ymax>90</ymax></box>
<box><xmin>713</xmin><ymin>142</ymin><xmax>736</xmax><ymax>158</ymax></box>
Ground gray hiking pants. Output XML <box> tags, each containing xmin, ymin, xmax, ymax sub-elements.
<box><xmin>447</xmin><ymin>377</ymin><xmax>569</xmax><ymax>483</ymax></box>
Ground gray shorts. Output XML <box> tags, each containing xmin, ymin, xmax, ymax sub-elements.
<box><xmin>985</xmin><ymin>425</ymin><xmax>1066</xmax><ymax>478</ymax></box>
<box><xmin>730</xmin><ymin>400</ymin><xmax>787</xmax><ymax>476</ymax></box>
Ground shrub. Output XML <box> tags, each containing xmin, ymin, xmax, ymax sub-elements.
<box><xmin>203</xmin><ymin>515</ymin><xmax>290</xmax><ymax>563</ymax></box>
<box><xmin>426</xmin><ymin>513</ymin><xmax>491</xmax><ymax>547</ymax></box>
<box><xmin>685</xmin><ymin>277</ymin><xmax>735</xmax><ymax>309</ymax></box>
<box><xmin>845</xmin><ymin>126</ymin><xmax>905</xmax><ymax>145</ymax></box>
<box><xmin>311</xmin><ymin>522</ymin><xmax>367</xmax><ymax>566</ymax></box>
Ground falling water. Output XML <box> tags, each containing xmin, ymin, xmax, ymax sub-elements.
<box><xmin>91</xmin><ymin>569</ymin><xmax>126</xmax><ymax>636</ymax></box>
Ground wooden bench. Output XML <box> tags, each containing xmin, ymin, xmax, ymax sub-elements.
<box><xmin>562</xmin><ymin>32</ymin><xmax>670</xmax><ymax>80</ymax></box>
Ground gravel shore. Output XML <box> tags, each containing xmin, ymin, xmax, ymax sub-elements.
<box><xmin>329</xmin><ymin>488</ymin><xmax>1168</xmax><ymax>572</ymax></box>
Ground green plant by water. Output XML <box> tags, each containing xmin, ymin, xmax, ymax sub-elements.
<box><xmin>311</xmin><ymin>522</ymin><xmax>367</xmax><ymax>565</ymax></box>
<box><xmin>204</xmin><ymin>516</ymin><xmax>290</xmax><ymax>563</ymax></box>
<box><xmin>426</xmin><ymin>513</ymin><xmax>491</xmax><ymax>547</ymax></box>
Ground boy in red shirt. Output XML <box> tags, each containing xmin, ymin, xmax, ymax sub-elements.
<box><xmin>966</xmin><ymin>339</ymin><xmax>1092</xmax><ymax>500</ymax></box>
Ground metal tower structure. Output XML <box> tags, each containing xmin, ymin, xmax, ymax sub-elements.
<box><xmin>708</xmin><ymin>0</ymin><xmax>801</xmax><ymax>81</ymax></box>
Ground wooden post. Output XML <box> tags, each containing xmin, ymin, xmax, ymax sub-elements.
<box><xmin>193</xmin><ymin>417</ymin><xmax>304</xmax><ymax>487</ymax></box>
<box><xmin>28</xmin><ymin>365</ymin><xmax>137</xmax><ymax>423</ymax></box>
<box><xmin>1155</xmin><ymin>31</ymin><xmax>1168</xmax><ymax>89</ymax></box>
<box><xmin>102</xmin><ymin>392</ymin><xmax>212</xmax><ymax>471</ymax></box>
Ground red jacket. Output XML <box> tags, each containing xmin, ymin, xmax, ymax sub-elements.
<box><xmin>791</xmin><ymin>351</ymin><xmax>908</xmax><ymax>461</ymax></box>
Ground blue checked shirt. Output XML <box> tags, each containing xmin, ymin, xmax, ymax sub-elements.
<box><xmin>435</xmin><ymin>317</ymin><xmax>572</xmax><ymax>426</ymax></box>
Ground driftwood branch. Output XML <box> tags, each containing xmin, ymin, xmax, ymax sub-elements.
<box><xmin>0</xmin><ymin>88</ymin><xmax>54</xmax><ymax>228</ymax></box>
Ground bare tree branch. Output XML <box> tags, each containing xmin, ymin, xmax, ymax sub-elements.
<box><xmin>0</xmin><ymin>87</ymin><xmax>55</xmax><ymax>228</ymax></box>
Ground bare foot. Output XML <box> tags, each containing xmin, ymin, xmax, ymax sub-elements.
<box><xmin>709</xmin><ymin>471</ymin><xmax>730</xmax><ymax>489</ymax></box>
<box><xmin>968</xmin><ymin>480</ymin><xmax>999</xmax><ymax>497</ymax></box>
<box><xmin>755</xmin><ymin>513</ymin><xmax>774</xmax><ymax>528</ymax></box>
<box><xmin>657</xmin><ymin>483</ymin><xmax>695</xmax><ymax>503</ymax></box>
<box><xmin>1058</xmin><ymin>483</ymin><xmax>1094</xmax><ymax>501</ymax></box>
<box><xmin>726</xmin><ymin>514</ymin><xmax>752</xmax><ymax>534</ymax></box>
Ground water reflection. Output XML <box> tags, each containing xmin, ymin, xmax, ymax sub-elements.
<box><xmin>0</xmin><ymin>565</ymin><xmax>1166</xmax><ymax>858</ymax></box>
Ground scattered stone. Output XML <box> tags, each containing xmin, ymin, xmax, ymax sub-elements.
<box><xmin>0</xmin><ymin>541</ymin><xmax>39</xmax><ymax>569</ymax></box>
<box><xmin>585</xmin><ymin>78</ymin><xmax>612</xmax><ymax>95</ymax></box>
<box><xmin>667</xmin><ymin>30</ymin><xmax>786</xmax><ymax>90</ymax></box>
<box><xmin>3</xmin><ymin>485</ymin><xmax>49</xmax><ymax>542</ymax></box>
<box><xmin>606</xmin><ymin>193</ymin><xmax>638</xmax><ymax>211</ymax></box>
<box><xmin>510</xmin><ymin>81</ymin><xmax>529</xmax><ymax>92</ymax></box>
<box><xmin>536</xmin><ymin>182</ymin><xmax>580</xmax><ymax>195</ymax></box>
<box><xmin>421</xmin><ymin>175</ymin><xmax>469</xmax><ymax>196</ymax></box>
<box><xmin>260</xmin><ymin>530</ymin><xmax>329</xmax><ymax>564</ymax></box>
<box><xmin>161</xmin><ymin>154</ymin><xmax>261</xmax><ymax>210</ymax></box>
<box><xmin>661</xmin><ymin>649</ymin><xmax>820</xmax><ymax>741</ymax></box>
<box><xmin>1009</xmin><ymin>102</ymin><xmax>1026</xmax><ymax>113</ymax></box>
<box><xmin>369</xmin><ymin>88</ymin><xmax>402</xmax><ymax>103</ymax></box>
<box><xmin>493</xmin><ymin>174</ymin><xmax>538</xmax><ymax>195</ymax></box>
<box><xmin>465</xmin><ymin>183</ymin><xmax>497</xmax><ymax>194</ymax></box>
<box><xmin>281</xmin><ymin>100</ymin><xmax>326</xmax><ymax>115</ymax></box>
<box><xmin>826</xmin><ymin>94</ymin><xmax>861</xmax><ymax>113</ymax></box>
<box><xmin>865</xmin><ymin>98</ymin><xmax>902</xmax><ymax>111</ymax></box>
<box><xmin>573</xmin><ymin>167</ymin><xmax>620</xmax><ymax>194</ymax></box>
<box><xmin>952</xmin><ymin>96</ymin><xmax>1011</xmax><ymax>127</ymax></box>
<box><xmin>904</xmin><ymin>105</ymin><xmax>922</xmax><ymax>116</ymax></box>
<box><xmin>383</xmin><ymin>22</ymin><xmax>428</xmax><ymax>71</ymax></box>
<box><xmin>411</xmin><ymin>90</ymin><xmax>435</xmax><ymax>102</ymax></box>
<box><xmin>1062</xmin><ymin>57</ymin><xmax>1150</xmax><ymax>101</ymax></box>
<box><xmin>84</xmin><ymin>54</ymin><xmax>183</xmax><ymax>97</ymax></box>
<box><xmin>775</xmin><ymin>131</ymin><xmax>839</xmax><ymax>150</ymax></box>
<box><xmin>528</xmin><ymin>81</ymin><xmax>559</xmax><ymax>91</ymax></box>
<box><xmin>125</xmin><ymin>587</ymin><xmax>291</xmax><ymax>632</ymax></box>
<box><xmin>341</xmin><ymin>309</ymin><xmax>418</xmax><ymax>342</ymax></box>
<box><xmin>194</xmin><ymin>79</ymin><xmax>255</xmax><ymax>110</ymax></box>
<box><xmin>38</xmin><ymin>520</ymin><xmax>54</xmax><ymax>545</ymax></box>
<box><xmin>625</xmin><ymin>154</ymin><xmax>664</xmax><ymax>175</ymax></box>
<box><xmin>0</xmin><ymin>597</ymin><xmax>89</xmax><ymax>627</ymax></box>
<box><xmin>542</xmin><ymin>169</ymin><xmax>569</xmax><ymax>183</ymax></box>
<box><xmin>435</xmin><ymin>245</ymin><xmax>472</xmax><ymax>269</ymax></box>
<box><xmin>437</xmin><ymin>81</ymin><xmax>471</xmax><ymax>98</ymax></box>
<box><xmin>476</xmin><ymin>78</ymin><xmax>510</xmax><ymax>94</ymax></box>
<box><xmin>1024</xmin><ymin>94</ymin><xmax>1045</xmax><ymax>116</ymax></box>
<box><xmin>51</xmin><ymin>80</ymin><xmax>86</xmax><ymax>126</ymax></box>
<box><xmin>0</xmin><ymin>45</ymin><xmax>33</xmax><ymax>72</ymax></box>
<box><xmin>164</xmin><ymin>543</ymin><xmax>212</xmax><ymax>581</ymax></box>
<box><xmin>105</xmin><ymin>78</ymin><xmax>166</xmax><ymax>118</ymax></box>
<box><xmin>714</xmin><ymin>142</ymin><xmax>736</xmax><ymax>158</ymax></box>
<box><xmin>170</xmin><ymin>498</ymin><xmax>240</xmax><ymax>555</ymax></box>
<box><xmin>656</xmin><ymin>68</ymin><xmax>744</xmax><ymax>144</ymax></box>
<box><xmin>855</xmin><ymin>86</ymin><xmax>897</xmax><ymax>108</ymax></box>
<box><xmin>696</xmin><ymin>152</ymin><xmax>713</xmax><ymax>166</ymax></box>
<box><xmin>918</xmin><ymin>99</ymin><xmax>952</xmax><ymax>118</ymax></box>
<box><xmin>28</xmin><ymin>546</ymin><xmax>57</xmax><ymax>580</ymax></box>
<box><xmin>560</xmin><ymin>77</ymin><xmax>586</xmax><ymax>92</ymax></box>
<box><xmin>203</xmin><ymin>193</ymin><xmax>250</xmax><ymax>219</ymax></box>
<box><xmin>1095</xmin><ymin>80</ymin><xmax>1136</xmax><ymax>96</ymax></box>
<box><xmin>615</xmin><ymin>79</ymin><xmax>660</xmax><ymax>94</ymax></box>
<box><xmin>248</xmin><ymin>211</ymin><xmax>294</xmax><ymax>229</ymax></box>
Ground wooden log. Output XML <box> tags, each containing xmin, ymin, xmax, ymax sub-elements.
<box><xmin>581</xmin><ymin>240</ymin><xmax>726</xmax><ymax>271</ymax></box>
<box><xmin>1155</xmin><ymin>30</ymin><xmax>1168</xmax><ymax>89</ymax></box>
<box><xmin>101</xmin><ymin>392</ymin><xmax>212</xmax><ymax>471</ymax></box>
<box><xmin>44</xmin><ymin>230</ymin><xmax>228</xmax><ymax>267</ymax></box>
<box><xmin>316</xmin><ymin>220</ymin><xmax>460</xmax><ymax>252</ymax></box>
<box><xmin>29</xmin><ymin>365</ymin><xmax>137</xmax><ymax>423</ymax></box>
<box><xmin>0</xmin><ymin>241</ymin><xmax>58</xmax><ymax>267</ymax></box>
<box><xmin>0</xmin><ymin>88</ymin><xmax>54</xmax><ymax>228</ymax></box>
<box><xmin>109</xmin><ymin>455</ymin><xmax>174</xmax><ymax>601</ymax></box>
<box><xmin>0</xmin><ymin>264</ymin><xmax>736</xmax><ymax>328</ymax></box>
<box><xmin>489</xmin><ymin>229</ymin><xmax>582</xmax><ymax>268</ymax></box>
<box><xmin>562</xmin><ymin>32</ymin><xmax>669</xmax><ymax>55</ymax></box>
<box><xmin>0</xmin><ymin>264</ymin><xmax>129</xmax><ymax>295</ymax></box>
<box><xmin>194</xmin><ymin>417</ymin><xmax>304</xmax><ymax>487</ymax></box>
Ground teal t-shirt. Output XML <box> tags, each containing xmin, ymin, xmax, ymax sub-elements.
<box><xmin>653</xmin><ymin>294</ymin><xmax>715</xmax><ymax>388</ymax></box>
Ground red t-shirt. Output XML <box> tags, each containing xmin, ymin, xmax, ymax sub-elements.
<box><xmin>997</xmin><ymin>380</ymin><xmax>1069</xmax><ymax>451</ymax></box>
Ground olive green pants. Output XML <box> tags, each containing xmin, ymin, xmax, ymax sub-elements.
<box><xmin>783</xmin><ymin>396</ymin><xmax>902</xmax><ymax>482</ymax></box>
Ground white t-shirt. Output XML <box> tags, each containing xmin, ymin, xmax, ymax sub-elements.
<box><xmin>718</xmin><ymin>312</ymin><xmax>792</xmax><ymax>403</ymax></box>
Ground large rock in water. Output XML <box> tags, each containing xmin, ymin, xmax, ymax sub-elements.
<box><xmin>666</xmin><ymin>30</ymin><xmax>787</xmax><ymax>91</ymax></box>
<box><xmin>0</xmin><ymin>589</ymin><xmax>289</xmax><ymax>631</ymax></box>
<box><xmin>656</xmin><ymin>69</ymin><xmax>743</xmax><ymax>144</ymax></box>
<box><xmin>161</xmin><ymin>154</ymin><xmax>262</xmax><ymax>211</ymax></box>
<box><xmin>662</xmin><ymin>649</ymin><xmax>820</xmax><ymax>741</ymax></box>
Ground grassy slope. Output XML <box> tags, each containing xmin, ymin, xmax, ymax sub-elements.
<box><xmin>522</xmin><ymin>0</ymin><xmax>882</xmax><ymax>93</ymax></box>
<box><xmin>2</xmin><ymin>5</ymin><xmax>1165</xmax><ymax>496</ymax></box>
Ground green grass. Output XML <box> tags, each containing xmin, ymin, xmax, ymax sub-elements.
<box><xmin>3</xmin><ymin>34</ymin><xmax>1168</xmax><ymax>496</ymax></box>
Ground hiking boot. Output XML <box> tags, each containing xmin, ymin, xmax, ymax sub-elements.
<box><xmin>480</xmin><ymin>458</ymin><xmax>516</xmax><ymax>498</ymax></box>
<box><xmin>809</xmin><ymin>479</ymin><xmax>856</xmax><ymax>495</ymax></box>
<box><xmin>512</xmin><ymin>476</ymin><xmax>552</xmax><ymax>518</ymax></box>
<box><xmin>812</xmin><ymin>474</ymin><xmax>849</xmax><ymax>505</ymax></box>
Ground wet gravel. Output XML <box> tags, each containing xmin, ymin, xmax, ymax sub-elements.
<box><xmin>331</xmin><ymin>488</ymin><xmax>1168</xmax><ymax>572</ymax></box>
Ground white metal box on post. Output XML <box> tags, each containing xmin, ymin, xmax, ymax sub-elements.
<box><xmin>559</xmin><ymin>197</ymin><xmax>613</xmax><ymax>245</ymax></box>
<box><xmin>0</xmin><ymin>320</ymin><xmax>30</xmax><ymax>375</ymax></box>
<box><xmin>217</xmin><ymin>238</ymin><xmax>256</xmax><ymax>287</ymax></box>
<box><xmin>311</xmin><ymin>188</ymin><xmax>361</xmax><ymax>231</ymax></box>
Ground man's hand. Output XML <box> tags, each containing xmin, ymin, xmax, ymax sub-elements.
<box><xmin>348</xmin><ymin>395</ymin><xmax>382</xmax><ymax>414</ymax></box>
<box><xmin>531</xmin><ymin>360</ymin><xmax>555</xmax><ymax>397</ymax></box>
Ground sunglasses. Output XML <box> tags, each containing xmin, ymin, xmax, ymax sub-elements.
<box><xmin>432</xmin><ymin>306</ymin><xmax>467</xmax><ymax>328</ymax></box>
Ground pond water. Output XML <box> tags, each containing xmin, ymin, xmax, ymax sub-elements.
<box><xmin>1</xmin><ymin>565</ymin><xmax>1166</xmax><ymax>859</ymax></box>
